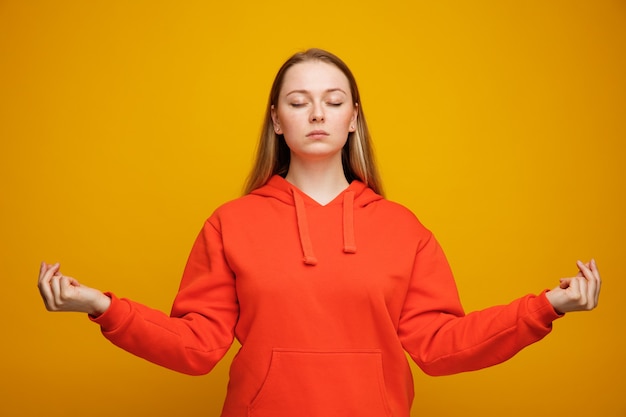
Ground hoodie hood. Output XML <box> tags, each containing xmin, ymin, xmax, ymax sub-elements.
<box><xmin>250</xmin><ymin>175</ymin><xmax>383</xmax><ymax>266</ymax></box>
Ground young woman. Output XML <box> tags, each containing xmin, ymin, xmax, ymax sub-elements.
<box><xmin>38</xmin><ymin>48</ymin><xmax>601</xmax><ymax>417</ymax></box>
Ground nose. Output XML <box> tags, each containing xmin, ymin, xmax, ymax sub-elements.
<box><xmin>309</xmin><ymin>102</ymin><xmax>324</xmax><ymax>123</ymax></box>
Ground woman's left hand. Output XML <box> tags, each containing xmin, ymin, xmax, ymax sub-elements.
<box><xmin>545</xmin><ymin>259</ymin><xmax>602</xmax><ymax>314</ymax></box>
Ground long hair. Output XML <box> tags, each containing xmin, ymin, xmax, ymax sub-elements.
<box><xmin>244</xmin><ymin>48</ymin><xmax>384</xmax><ymax>196</ymax></box>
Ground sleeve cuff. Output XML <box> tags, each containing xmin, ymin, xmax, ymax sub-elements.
<box><xmin>535</xmin><ymin>289</ymin><xmax>565</xmax><ymax>323</ymax></box>
<box><xmin>88</xmin><ymin>292</ymin><xmax>132</xmax><ymax>331</ymax></box>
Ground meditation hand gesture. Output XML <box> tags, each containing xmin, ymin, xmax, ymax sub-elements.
<box><xmin>37</xmin><ymin>262</ymin><xmax>110</xmax><ymax>317</ymax></box>
<box><xmin>546</xmin><ymin>259</ymin><xmax>601</xmax><ymax>314</ymax></box>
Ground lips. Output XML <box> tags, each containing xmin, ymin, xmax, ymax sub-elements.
<box><xmin>306</xmin><ymin>130</ymin><xmax>329</xmax><ymax>138</ymax></box>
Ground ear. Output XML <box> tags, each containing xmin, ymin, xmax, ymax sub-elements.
<box><xmin>271</xmin><ymin>105</ymin><xmax>282</xmax><ymax>134</ymax></box>
<box><xmin>349</xmin><ymin>103</ymin><xmax>359</xmax><ymax>132</ymax></box>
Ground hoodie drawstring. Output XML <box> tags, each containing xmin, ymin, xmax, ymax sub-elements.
<box><xmin>292</xmin><ymin>190</ymin><xmax>318</xmax><ymax>266</ymax></box>
<box><xmin>292</xmin><ymin>188</ymin><xmax>357</xmax><ymax>266</ymax></box>
<box><xmin>342</xmin><ymin>191</ymin><xmax>357</xmax><ymax>254</ymax></box>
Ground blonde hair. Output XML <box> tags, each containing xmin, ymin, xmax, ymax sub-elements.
<box><xmin>244</xmin><ymin>48</ymin><xmax>384</xmax><ymax>196</ymax></box>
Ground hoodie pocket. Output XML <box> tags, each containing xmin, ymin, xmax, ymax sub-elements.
<box><xmin>248</xmin><ymin>349</ymin><xmax>392</xmax><ymax>417</ymax></box>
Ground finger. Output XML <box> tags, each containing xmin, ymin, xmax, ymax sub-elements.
<box><xmin>591</xmin><ymin>259</ymin><xmax>602</xmax><ymax>305</ymax></box>
<box><xmin>38</xmin><ymin>262</ymin><xmax>47</xmax><ymax>288</ymax></box>
<box><xmin>567</xmin><ymin>277</ymin><xmax>583</xmax><ymax>306</ymax></box>
<box><xmin>50</xmin><ymin>274</ymin><xmax>62</xmax><ymax>308</ymax></box>
<box><xmin>49</xmin><ymin>262</ymin><xmax>60</xmax><ymax>274</ymax></box>
<box><xmin>41</xmin><ymin>263</ymin><xmax>60</xmax><ymax>285</ymax></box>
<box><xmin>577</xmin><ymin>260</ymin><xmax>600</xmax><ymax>307</ymax></box>
<box><xmin>590</xmin><ymin>259</ymin><xmax>601</xmax><ymax>306</ymax></box>
<box><xmin>590</xmin><ymin>258</ymin><xmax>601</xmax><ymax>282</ymax></box>
<box><xmin>585</xmin><ymin>275</ymin><xmax>598</xmax><ymax>309</ymax></box>
<box><xmin>37</xmin><ymin>274</ymin><xmax>54</xmax><ymax>310</ymax></box>
<box><xmin>576</xmin><ymin>260</ymin><xmax>594</xmax><ymax>281</ymax></box>
<box><xmin>574</xmin><ymin>277</ymin><xmax>589</xmax><ymax>308</ymax></box>
<box><xmin>38</xmin><ymin>263</ymin><xmax>60</xmax><ymax>307</ymax></box>
<box><xmin>559</xmin><ymin>278</ymin><xmax>571</xmax><ymax>289</ymax></box>
<box><xmin>579</xmin><ymin>259</ymin><xmax>600</xmax><ymax>302</ymax></box>
<box><xmin>59</xmin><ymin>276</ymin><xmax>73</xmax><ymax>303</ymax></box>
<box><xmin>38</xmin><ymin>262</ymin><xmax>55</xmax><ymax>284</ymax></box>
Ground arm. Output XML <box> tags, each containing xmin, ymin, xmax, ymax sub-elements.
<box><xmin>398</xmin><ymin>234</ymin><xmax>601</xmax><ymax>376</ymax></box>
<box><xmin>37</xmin><ymin>219</ymin><xmax>239</xmax><ymax>376</ymax></box>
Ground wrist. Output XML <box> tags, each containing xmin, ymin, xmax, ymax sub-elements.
<box><xmin>545</xmin><ymin>290</ymin><xmax>565</xmax><ymax>315</ymax></box>
<box><xmin>88</xmin><ymin>292</ymin><xmax>111</xmax><ymax>317</ymax></box>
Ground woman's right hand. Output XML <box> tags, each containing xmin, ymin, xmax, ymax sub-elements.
<box><xmin>38</xmin><ymin>262</ymin><xmax>111</xmax><ymax>317</ymax></box>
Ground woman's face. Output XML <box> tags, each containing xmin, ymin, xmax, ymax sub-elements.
<box><xmin>271</xmin><ymin>61</ymin><xmax>358</xmax><ymax>163</ymax></box>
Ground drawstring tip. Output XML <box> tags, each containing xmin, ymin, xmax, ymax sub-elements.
<box><xmin>343</xmin><ymin>246</ymin><xmax>357</xmax><ymax>254</ymax></box>
<box><xmin>303</xmin><ymin>255</ymin><xmax>318</xmax><ymax>266</ymax></box>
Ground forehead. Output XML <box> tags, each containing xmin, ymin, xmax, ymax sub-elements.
<box><xmin>280</xmin><ymin>61</ymin><xmax>351</xmax><ymax>95</ymax></box>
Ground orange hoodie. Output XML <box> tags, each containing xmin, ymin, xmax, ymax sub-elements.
<box><xmin>92</xmin><ymin>175</ymin><xmax>561</xmax><ymax>417</ymax></box>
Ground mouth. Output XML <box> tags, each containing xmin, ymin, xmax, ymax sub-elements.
<box><xmin>306</xmin><ymin>130</ymin><xmax>329</xmax><ymax>138</ymax></box>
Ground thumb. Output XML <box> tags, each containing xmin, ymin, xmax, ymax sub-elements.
<box><xmin>559</xmin><ymin>278</ymin><xmax>571</xmax><ymax>289</ymax></box>
<box><xmin>49</xmin><ymin>262</ymin><xmax>61</xmax><ymax>275</ymax></box>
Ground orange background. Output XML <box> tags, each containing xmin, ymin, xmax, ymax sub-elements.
<box><xmin>1</xmin><ymin>1</ymin><xmax>624</xmax><ymax>416</ymax></box>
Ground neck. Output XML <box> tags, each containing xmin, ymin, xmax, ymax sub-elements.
<box><xmin>285</xmin><ymin>154</ymin><xmax>349</xmax><ymax>205</ymax></box>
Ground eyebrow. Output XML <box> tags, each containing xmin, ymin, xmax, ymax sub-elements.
<box><xmin>285</xmin><ymin>88</ymin><xmax>348</xmax><ymax>97</ymax></box>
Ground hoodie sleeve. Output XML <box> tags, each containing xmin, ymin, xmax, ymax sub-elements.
<box><xmin>91</xmin><ymin>218</ymin><xmax>239</xmax><ymax>376</ymax></box>
<box><xmin>398</xmin><ymin>232</ymin><xmax>561</xmax><ymax>376</ymax></box>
